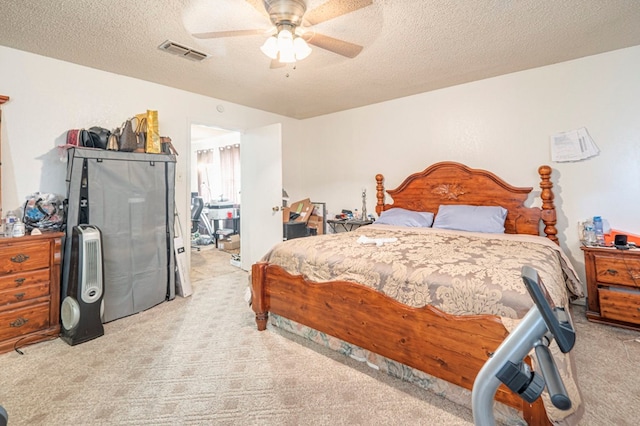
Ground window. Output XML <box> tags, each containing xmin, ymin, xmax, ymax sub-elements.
<box><xmin>196</xmin><ymin>144</ymin><xmax>241</xmax><ymax>203</ymax></box>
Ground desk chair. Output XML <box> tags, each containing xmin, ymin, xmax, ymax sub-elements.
<box><xmin>191</xmin><ymin>197</ymin><xmax>204</xmax><ymax>251</ymax></box>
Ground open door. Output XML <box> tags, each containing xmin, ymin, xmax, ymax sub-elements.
<box><xmin>240</xmin><ymin>123</ymin><xmax>283</xmax><ymax>271</ymax></box>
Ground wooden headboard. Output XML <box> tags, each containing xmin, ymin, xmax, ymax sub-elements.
<box><xmin>375</xmin><ymin>162</ymin><xmax>557</xmax><ymax>243</ymax></box>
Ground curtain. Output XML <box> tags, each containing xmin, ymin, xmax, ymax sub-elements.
<box><xmin>196</xmin><ymin>150</ymin><xmax>215</xmax><ymax>201</ymax></box>
<box><xmin>219</xmin><ymin>144</ymin><xmax>241</xmax><ymax>203</ymax></box>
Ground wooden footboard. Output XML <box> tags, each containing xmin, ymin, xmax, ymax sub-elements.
<box><xmin>252</xmin><ymin>262</ymin><xmax>550</xmax><ymax>426</ymax></box>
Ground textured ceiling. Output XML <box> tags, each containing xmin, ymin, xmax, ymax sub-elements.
<box><xmin>1</xmin><ymin>0</ymin><xmax>640</xmax><ymax>119</ymax></box>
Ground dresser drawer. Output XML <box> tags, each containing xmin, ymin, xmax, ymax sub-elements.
<box><xmin>0</xmin><ymin>280</ymin><xmax>50</xmax><ymax>306</ymax></box>
<box><xmin>0</xmin><ymin>301</ymin><xmax>50</xmax><ymax>341</ymax></box>
<box><xmin>0</xmin><ymin>268</ymin><xmax>50</xmax><ymax>290</ymax></box>
<box><xmin>599</xmin><ymin>287</ymin><xmax>640</xmax><ymax>325</ymax></box>
<box><xmin>0</xmin><ymin>241</ymin><xmax>51</xmax><ymax>274</ymax></box>
<box><xmin>594</xmin><ymin>254</ymin><xmax>640</xmax><ymax>288</ymax></box>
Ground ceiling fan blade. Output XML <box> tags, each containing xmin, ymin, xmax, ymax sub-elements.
<box><xmin>304</xmin><ymin>0</ymin><xmax>373</xmax><ymax>26</ymax></box>
<box><xmin>270</xmin><ymin>59</ymin><xmax>286</xmax><ymax>69</ymax></box>
<box><xmin>192</xmin><ymin>29</ymin><xmax>266</xmax><ymax>39</ymax></box>
<box><xmin>304</xmin><ymin>33</ymin><xmax>363</xmax><ymax>58</ymax></box>
<box><xmin>245</xmin><ymin>0</ymin><xmax>269</xmax><ymax>19</ymax></box>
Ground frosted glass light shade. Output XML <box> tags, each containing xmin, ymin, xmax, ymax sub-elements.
<box><xmin>293</xmin><ymin>37</ymin><xmax>311</xmax><ymax>60</ymax></box>
<box><xmin>260</xmin><ymin>36</ymin><xmax>278</xmax><ymax>59</ymax></box>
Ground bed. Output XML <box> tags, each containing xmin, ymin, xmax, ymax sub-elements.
<box><xmin>251</xmin><ymin>161</ymin><xmax>584</xmax><ymax>425</ymax></box>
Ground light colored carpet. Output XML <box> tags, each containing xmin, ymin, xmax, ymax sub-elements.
<box><xmin>0</xmin><ymin>248</ymin><xmax>638</xmax><ymax>425</ymax></box>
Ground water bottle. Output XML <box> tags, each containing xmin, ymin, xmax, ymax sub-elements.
<box><xmin>593</xmin><ymin>216</ymin><xmax>605</xmax><ymax>246</ymax></box>
<box><xmin>12</xmin><ymin>217</ymin><xmax>25</xmax><ymax>237</ymax></box>
<box><xmin>584</xmin><ymin>223</ymin><xmax>596</xmax><ymax>246</ymax></box>
<box><xmin>4</xmin><ymin>211</ymin><xmax>17</xmax><ymax>238</ymax></box>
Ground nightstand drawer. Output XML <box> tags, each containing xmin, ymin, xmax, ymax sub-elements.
<box><xmin>599</xmin><ymin>287</ymin><xmax>640</xmax><ymax>325</ymax></box>
<box><xmin>0</xmin><ymin>241</ymin><xmax>51</xmax><ymax>274</ymax></box>
<box><xmin>0</xmin><ymin>301</ymin><xmax>50</xmax><ymax>341</ymax></box>
<box><xmin>594</xmin><ymin>254</ymin><xmax>640</xmax><ymax>288</ymax></box>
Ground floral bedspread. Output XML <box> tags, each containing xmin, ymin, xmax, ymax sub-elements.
<box><xmin>262</xmin><ymin>224</ymin><xmax>584</xmax><ymax>320</ymax></box>
<box><xmin>261</xmin><ymin>224</ymin><xmax>586</xmax><ymax>424</ymax></box>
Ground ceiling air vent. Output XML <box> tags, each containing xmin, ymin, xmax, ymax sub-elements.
<box><xmin>158</xmin><ymin>40</ymin><xmax>210</xmax><ymax>62</ymax></box>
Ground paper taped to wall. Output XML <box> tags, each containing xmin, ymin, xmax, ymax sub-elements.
<box><xmin>550</xmin><ymin>127</ymin><xmax>599</xmax><ymax>162</ymax></box>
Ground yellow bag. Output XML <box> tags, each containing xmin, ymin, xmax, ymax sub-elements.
<box><xmin>145</xmin><ymin>110</ymin><xmax>161</xmax><ymax>154</ymax></box>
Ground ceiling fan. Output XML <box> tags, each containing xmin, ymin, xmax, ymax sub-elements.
<box><xmin>192</xmin><ymin>0</ymin><xmax>373</xmax><ymax>66</ymax></box>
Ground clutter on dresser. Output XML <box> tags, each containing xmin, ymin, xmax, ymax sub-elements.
<box><xmin>579</xmin><ymin>216</ymin><xmax>609</xmax><ymax>246</ymax></box>
<box><xmin>3</xmin><ymin>193</ymin><xmax>65</xmax><ymax>238</ymax></box>
<box><xmin>21</xmin><ymin>192</ymin><xmax>65</xmax><ymax>232</ymax></box>
<box><xmin>579</xmin><ymin>216</ymin><xmax>640</xmax><ymax>249</ymax></box>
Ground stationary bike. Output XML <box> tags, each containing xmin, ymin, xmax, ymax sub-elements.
<box><xmin>472</xmin><ymin>266</ymin><xmax>576</xmax><ymax>426</ymax></box>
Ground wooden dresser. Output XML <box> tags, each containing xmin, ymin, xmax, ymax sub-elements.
<box><xmin>582</xmin><ymin>246</ymin><xmax>640</xmax><ymax>331</ymax></box>
<box><xmin>0</xmin><ymin>232</ymin><xmax>64</xmax><ymax>353</ymax></box>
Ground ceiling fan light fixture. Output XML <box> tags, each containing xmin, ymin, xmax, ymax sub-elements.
<box><xmin>293</xmin><ymin>37</ymin><xmax>311</xmax><ymax>60</ymax></box>
<box><xmin>278</xmin><ymin>48</ymin><xmax>296</xmax><ymax>63</ymax></box>
<box><xmin>260</xmin><ymin>36</ymin><xmax>279</xmax><ymax>59</ymax></box>
<box><xmin>277</xmin><ymin>28</ymin><xmax>294</xmax><ymax>50</ymax></box>
<box><xmin>274</xmin><ymin>26</ymin><xmax>297</xmax><ymax>63</ymax></box>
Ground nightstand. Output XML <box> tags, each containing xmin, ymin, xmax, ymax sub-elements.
<box><xmin>581</xmin><ymin>246</ymin><xmax>640</xmax><ymax>331</ymax></box>
<box><xmin>327</xmin><ymin>219</ymin><xmax>373</xmax><ymax>232</ymax></box>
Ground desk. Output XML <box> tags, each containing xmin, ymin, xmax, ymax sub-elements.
<box><xmin>212</xmin><ymin>217</ymin><xmax>240</xmax><ymax>247</ymax></box>
<box><xmin>327</xmin><ymin>219</ymin><xmax>373</xmax><ymax>232</ymax></box>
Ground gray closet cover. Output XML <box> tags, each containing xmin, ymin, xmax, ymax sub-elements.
<box><xmin>63</xmin><ymin>148</ymin><xmax>176</xmax><ymax>323</ymax></box>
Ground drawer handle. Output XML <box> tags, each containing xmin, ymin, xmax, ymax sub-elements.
<box><xmin>605</xmin><ymin>268</ymin><xmax>619</xmax><ymax>276</ymax></box>
<box><xmin>14</xmin><ymin>292</ymin><xmax>25</xmax><ymax>301</ymax></box>
<box><xmin>10</xmin><ymin>317</ymin><xmax>29</xmax><ymax>328</ymax></box>
<box><xmin>14</xmin><ymin>277</ymin><xmax>26</xmax><ymax>286</ymax></box>
<box><xmin>10</xmin><ymin>254</ymin><xmax>30</xmax><ymax>263</ymax></box>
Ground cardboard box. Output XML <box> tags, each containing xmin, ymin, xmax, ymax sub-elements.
<box><xmin>307</xmin><ymin>214</ymin><xmax>324</xmax><ymax>235</ymax></box>
<box><xmin>288</xmin><ymin>198</ymin><xmax>312</xmax><ymax>223</ymax></box>
<box><xmin>219</xmin><ymin>234</ymin><xmax>240</xmax><ymax>250</ymax></box>
<box><xmin>282</xmin><ymin>207</ymin><xmax>290</xmax><ymax>223</ymax></box>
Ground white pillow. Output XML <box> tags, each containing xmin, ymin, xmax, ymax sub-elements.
<box><xmin>375</xmin><ymin>208</ymin><xmax>434</xmax><ymax>227</ymax></box>
<box><xmin>432</xmin><ymin>205</ymin><xmax>508</xmax><ymax>233</ymax></box>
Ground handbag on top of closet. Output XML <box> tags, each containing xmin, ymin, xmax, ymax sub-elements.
<box><xmin>117</xmin><ymin>117</ymin><xmax>138</xmax><ymax>152</ymax></box>
<box><xmin>134</xmin><ymin>115</ymin><xmax>147</xmax><ymax>153</ymax></box>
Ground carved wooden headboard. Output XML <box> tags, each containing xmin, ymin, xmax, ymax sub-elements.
<box><xmin>375</xmin><ymin>162</ymin><xmax>557</xmax><ymax>243</ymax></box>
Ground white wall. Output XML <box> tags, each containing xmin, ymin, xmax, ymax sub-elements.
<box><xmin>0</xmin><ymin>46</ymin><xmax>298</xmax><ymax>248</ymax></box>
<box><xmin>296</xmin><ymin>46</ymin><xmax>640</xmax><ymax>285</ymax></box>
<box><xmin>3</xmin><ymin>44</ymin><xmax>640</xmax><ymax>287</ymax></box>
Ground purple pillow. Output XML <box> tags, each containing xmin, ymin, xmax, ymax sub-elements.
<box><xmin>376</xmin><ymin>208</ymin><xmax>434</xmax><ymax>227</ymax></box>
<box><xmin>433</xmin><ymin>205</ymin><xmax>507</xmax><ymax>233</ymax></box>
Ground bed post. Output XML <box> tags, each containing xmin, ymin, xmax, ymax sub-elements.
<box><xmin>375</xmin><ymin>174</ymin><xmax>385</xmax><ymax>216</ymax></box>
<box><xmin>538</xmin><ymin>165</ymin><xmax>558</xmax><ymax>245</ymax></box>
<box><xmin>251</xmin><ymin>263</ymin><xmax>269</xmax><ymax>331</ymax></box>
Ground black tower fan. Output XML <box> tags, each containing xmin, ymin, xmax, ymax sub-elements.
<box><xmin>60</xmin><ymin>225</ymin><xmax>105</xmax><ymax>345</ymax></box>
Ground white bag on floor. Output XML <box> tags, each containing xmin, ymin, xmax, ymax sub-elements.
<box><xmin>174</xmin><ymin>236</ymin><xmax>192</xmax><ymax>297</ymax></box>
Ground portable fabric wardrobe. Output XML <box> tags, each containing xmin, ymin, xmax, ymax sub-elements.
<box><xmin>62</xmin><ymin>147</ymin><xmax>176</xmax><ymax>323</ymax></box>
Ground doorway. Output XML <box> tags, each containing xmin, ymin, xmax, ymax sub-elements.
<box><xmin>189</xmin><ymin>124</ymin><xmax>241</xmax><ymax>258</ymax></box>
<box><xmin>187</xmin><ymin>121</ymin><xmax>283</xmax><ymax>274</ymax></box>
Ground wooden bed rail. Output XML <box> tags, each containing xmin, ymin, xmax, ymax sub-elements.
<box><xmin>251</xmin><ymin>262</ymin><xmax>551</xmax><ymax>425</ymax></box>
